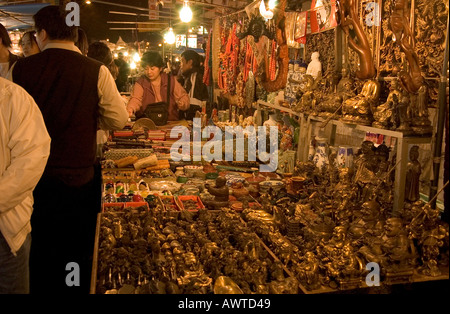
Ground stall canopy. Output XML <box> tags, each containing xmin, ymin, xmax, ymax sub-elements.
<box><xmin>0</xmin><ymin>3</ymin><xmax>50</xmax><ymax>30</ymax></box>
<box><xmin>173</xmin><ymin>46</ymin><xmax>205</xmax><ymax>56</ymax></box>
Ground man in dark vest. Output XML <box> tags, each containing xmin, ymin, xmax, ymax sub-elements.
<box><xmin>11</xmin><ymin>5</ymin><xmax>128</xmax><ymax>294</ymax></box>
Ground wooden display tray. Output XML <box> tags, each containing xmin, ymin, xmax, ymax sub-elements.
<box><xmin>102</xmin><ymin>202</ymin><xmax>149</xmax><ymax>213</ymax></box>
<box><xmin>177</xmin><ymin>195</ymin><xmax>205</xmax><ymax>211</ymax></box>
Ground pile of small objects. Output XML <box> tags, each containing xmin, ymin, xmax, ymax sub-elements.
<box><xmin>95</xmin><ymin>206</ymin><xmax>299</xmax><ymax>294</ymax></box>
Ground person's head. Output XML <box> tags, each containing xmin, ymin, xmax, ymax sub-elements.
<box><xmin>118</xmin><ymin>52</ymin><xmax>124</xmax><ymax>59</ymax></box>
<box><xmin>88</xmin><ymin>41</ymin><xmax>118</xmax><ymax>79</ymax></box>
<box><xmin>33</xmin><ymin>5</ymin><xmax>78</xmax><ymax>50</ymax></box>
<box><xmin>75</xmin><ymin>28</ymin><xmax>89</xmax><ymax>56</ymax></box>
<box><xmin>19</xmin><ymin>31</ymin><xmax>40</xmax><ymax>57</ymax></box>
<box><xmin>180</xmin><ymin>49</ymin><xmax>201</xmax><ymax>74</ymax></box>
<box><xmin>141</xmin><ymin>51</ymin><xmax>164</xmax><ymax>81</ymax></box>
<box><xmin>0</xmin><ymin>23</ymin><xmax>12</xmax><ymax>49</ymax></box>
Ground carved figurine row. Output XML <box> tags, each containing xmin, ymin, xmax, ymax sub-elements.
<box><xmin>291</xmin><ymin>63</ymin><xmax>432</xmax><ymax>136</ymax></box>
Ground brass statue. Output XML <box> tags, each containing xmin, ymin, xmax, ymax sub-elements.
<box><xmin>341</xmin><ymin>79</ymin><xmax>380</xmax><ymax>126</ymax></box>
<box><xmin>318</xmin><ymin>67</ymin><xmax>355</xmax><ymax>119</ymax></box>
<box><xmin>293</xmin><ymin>74</ymin><xmax>316</xmax><ymax>114</ymax></box>
<box><xmin>295</xmin><ymin>251</ymin><xmax>321</xmax><ymax>291</ymax></box>
<box><xmin>405</xmin><ymin>146</ymin><xmax>421</xmax><ymax>203</ymax></box>
<box><xmin>373</xmin><ymin>78</ymin><xmax>402</xmax><ymax>129</ymax></box>
<box><xmin>409</xmin><ymin>203</ymin><xmax>449</xmax><ymax>277</ymax></box>
<box><xmin>381</xmin><ymin>218</ymin><xmax>415</xmax><ymax>276</ymax></box>
<box><xmin>410</xmin><ymin>84</ymin><xmax>433</xmax><ymax>136</ymax></box>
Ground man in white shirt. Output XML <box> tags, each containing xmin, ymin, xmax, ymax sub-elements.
<box><xmin>0</xmin><ymin>77</ymin><xmax>51</xmax><ymax>294</ymax></box>
<box><xmin>11</xmin><ymin>5</ymin><xmax>128</xmax><ymax>294</ymax></box>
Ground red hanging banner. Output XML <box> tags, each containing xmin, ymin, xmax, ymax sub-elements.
<box><xmin>294</xmin><ymin>11</ymin><xmax>307</xmax><ymax>44</ymax></box>
<box><xmin>310</xmin><ymin>0</ymin><xmax>337</xmax><ymax>33</ymax></box>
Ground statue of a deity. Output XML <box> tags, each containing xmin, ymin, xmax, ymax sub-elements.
<box><xmin>293</xmin><ymin>74</ymin><xmax>316</xmax><ymax>114</ymax></box>
<box><xmin>341</xmin><ymin>79</ymin><xmax>380</xmax><ymax>126</ymax></box>
<box><xmin>318</xmin><ymin>67</ymin><xmax>355</xmax><ymax>119</ymax></box>
<box><xmin>405</xmin><ymin>145</ymin><xmax>421</xmax><ymax>203</ymax></box>
<box><xmin>373</xmin><ymin>78</ymin><xmax>402</xmax><ymax>129</ymax></box>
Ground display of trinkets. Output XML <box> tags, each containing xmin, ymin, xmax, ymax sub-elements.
<box><xmin>94</xmin><ymin>208</ymin><xmax>299</xmax><ymax>294</ymax></box>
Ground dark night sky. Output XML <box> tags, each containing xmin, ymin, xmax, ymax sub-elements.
<box><xmin>78</xmin><ymin>0</ymin><xmax>208</xmax><ymax>44</ymax></box>
<box><xmin>79</xmin><ymin>0</ymin><xmax>161</xmax><ymax>43</ymax></box>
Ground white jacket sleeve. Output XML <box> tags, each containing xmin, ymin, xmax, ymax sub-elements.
<box><xmin>97</xmin><ymin>65</ymin><xmax>129</xmax><ymax>131</ymax></box>
<box><xmin>0</xmin><ymin>80</ymin><xmax>51</xmax><ymax>214</ymax></box>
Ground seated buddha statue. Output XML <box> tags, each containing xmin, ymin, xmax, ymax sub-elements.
<box><xmin>372</xmin><ymin>78</ymin><xmax>402</xmax><ymax>129</ymax></box>
<box><xmin>341</xmin><ymin>79</ymin><xmax>380</xmax><ymax>126</ymax></box>
<box><xmin>293</xmin><ymin>74</ymin><xmax>316</xmax><ymax>114</ymax></box>
<box><xmin>318</xmin><ymin>67</ymin><xmax>355</xmax><ymax>119</ymax></box>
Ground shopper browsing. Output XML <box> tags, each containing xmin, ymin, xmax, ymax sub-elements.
<box><xmin>19</xmin><ymin>31</ymin><xmax>41</xmax><ymax>57</ymax></box>
<box><xmin>0</xmin><ymin>23</ymin><xmax>21</xmax><ymax>78</ymax></box>
<box><xmin>126</xmin><ymin>51</ymin><xmax>190</xmax><ymax>122</ymax></box>
<box><xmin>0</xmin><ymin>77</ymin><xmax>51</xmax><ymax>294</ymax></box>
<box><xmin>11</xmin><ymin>5</ymin><xmax>129</xmax><ymax>294</ymax></box>
<box><xmin>179</xmin><ymin>49</ymin><xmax>209</xmax><ymax>120</ymax></box>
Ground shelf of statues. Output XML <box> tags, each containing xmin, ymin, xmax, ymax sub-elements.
<box><xmin>237</xmin><ymin>140</ymin><xmax>449</xmax><ymax>293</ymax></box>
<box><xmin>290</xmin><ymin>67</ymin><xmax>434</xmax><ymax>138</ymax></box>
<box><xmin>257</xmin><ymin>99</ymin><xmax>302</xmax><ymax>118</ymax></box>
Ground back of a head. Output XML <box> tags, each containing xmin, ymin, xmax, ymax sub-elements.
<box><xmin>0</xmin><ymin>23</ymin><xmax>12</xmax><ymax>48</ymax></box>
<box><xmin>88</xmin><ymin>42</ymin><xmax>112</xmax><ymax>66</ymax></box>
<box><xmin>88</xmin><ymin>41</ymin><xmax>118</xmax><ymax>79</ymax></box>
<box><xmin>33</xmin><ymin>5</ymin><xmax>77</xmax><ymax>42</ymax></box>
<box><xmin>181</xmin><ymin>49</ymin><xmax>201</xmax><ymax>68</ymax></box>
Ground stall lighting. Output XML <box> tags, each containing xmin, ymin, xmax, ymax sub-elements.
<box><xmin>133</xmin><ymin>53</ymin><xmax>140</xmax><ymax>62</ymax></box>
<box><xmin>268</xmin><ymin>0</ymin><xmax>277</xmax><ymax>10</ymax></box>
<box><xmin>259</xmin><ymin>0</ymin><xmax>275</xmax><ymax>20</ymax></box>
<box><xmin>130</xmin><ymin>61</ymin><xmax>136</xmax><ymax>69</ymax></box>
<box><xmin>164</xmin><ymin>27</ymin><xmax>176</xmax><ymax>45</ymax></box>
<box><xmin>180</xmin><ymin>1</ymin><xmax>193</xmax><ymax>23</ymax></box>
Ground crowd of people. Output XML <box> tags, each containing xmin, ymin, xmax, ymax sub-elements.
<box><xmin>0</xmin><ymin>4</ymin><xmax>209</xmax><ymax>294</ymax></box>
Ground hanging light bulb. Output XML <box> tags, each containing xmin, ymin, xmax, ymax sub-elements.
<box><xmin>259</xmin><ymin>0</ymin><xmax>274</xmax><ymax>20</ymax></box>
<box><xmin>268</xmin><ymin>0</ymin><xmax>277</xmax><ymax>10</ymax></box>
<box><xmin>180</xmin><ymin>1</ymin><xmax>193</xmax><ymax>23</ymax></box>
<box><xmin>164</xmin><ymin>27</ymin><xmax>176</xmax><ymax>45</ymax></box>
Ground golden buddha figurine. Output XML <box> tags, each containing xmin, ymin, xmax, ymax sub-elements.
<box><xmin>293</xmin><ymin>74</ymin><xmax>316</xmax><ymax>114</ymax></box>
<box><xmin>341</xmin><ymin>79</ymin><xmax>380</xmax><ymax>126</ymax></box>
<box><xmin>372</xmin><ymin>78</ymin><xmax>402</xmax><ymax>129</ymax></box>
<box><xmin>318</xmin><ymin>67</ymin><xmax>355</xmax><ymax>119</ymax></box>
